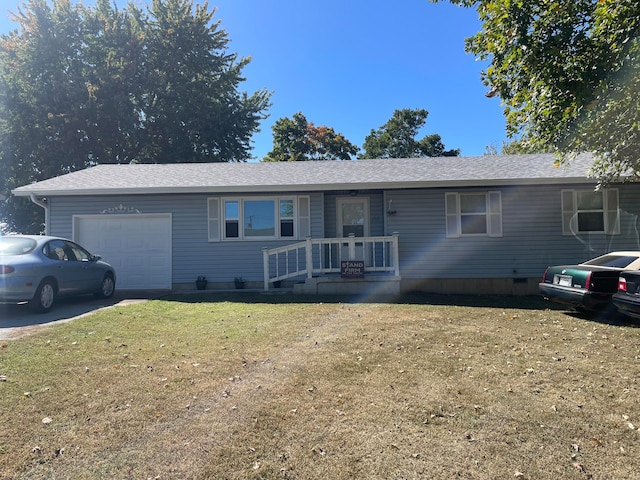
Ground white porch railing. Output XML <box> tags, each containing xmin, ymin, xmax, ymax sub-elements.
<box><xmin>262</xmin><ymin>233</ymin><xmax>400</xmax><ymax>291</ymax></box>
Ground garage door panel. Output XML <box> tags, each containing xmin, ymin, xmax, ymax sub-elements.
<box><xmin>125</xmin><ymin>256</ymin><xmax>145</xmax><ymax>268</ymax></box>
<box><xmin>149</xmin><ymin>256</ymin><xmax>167</xmax><ymax>267</ymax></box>
<box><xmin>76</xmin><ymin>215</ymin><xmax>171</xmax><ymax>290</ymax></box>
<box><xmin>126</xmin><ymin>238</ymin><xmax>145</xmax><ymax>250</ymax></box>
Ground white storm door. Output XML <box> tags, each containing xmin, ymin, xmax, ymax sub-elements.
<box><xmin>337</xmin><ymin>197</ymin><xmax>369</xmax><ymax>262</ymax></box>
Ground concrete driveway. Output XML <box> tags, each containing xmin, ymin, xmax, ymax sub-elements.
<box><xmin>0</xmin><ymin>290</ymin><xmax>169</xmax><ymax>340</ymax></box>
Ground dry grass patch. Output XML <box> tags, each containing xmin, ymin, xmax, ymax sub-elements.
<box><xmin>0</xmin><ymin>293</ymin><xmax>639</xmax><ymax>479</ymax></box>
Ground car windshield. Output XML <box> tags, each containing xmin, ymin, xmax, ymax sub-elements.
<box><xmin>583</xmin><ymin>254</ymin><xmax>640</xmax><ymax>268</ymax></box>
<box><xmin>0</xmin><ymin>237</ymin><xmax>37</xmax><ymax>255</ymax></box>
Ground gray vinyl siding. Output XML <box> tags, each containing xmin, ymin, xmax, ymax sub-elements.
<box><xmin>44</xmin><ymin>182</ymin><xmax>640</xmax><ymax>286</ymax></box>
<box><xmin>48</xmin><ymin>192</ymin><xmax>324</xmax><ymax>284</ymax></box>
<box><xmin>385</xmin><ymin>183</ymin><xmax>640</xmax><ymax>280</ymax></box>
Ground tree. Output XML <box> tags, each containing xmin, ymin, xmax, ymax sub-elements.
<box><xmin>0</xmin><ymin>0</ymin><xmax>271</xmax><ymax>233</ymax></box>
<box><xmin>138</xmin><ymin>0</ymin><xmax>271</xmax><ymax>163</ymax></box>
<box><xmin>430</xmin><ymin>0</ymin><xmax>640</xmax><ymax>182</ymax></box>
<box><xmin>262</xmin><ymin>112</ymin><xmax>359</xmax><ymax>161</ymax></box>
<box><xmin>359</xmin><ymin>108</ymin><xmax>460</xmax><ymax>159</ymax></box>
<box><xmin>483</xmin><ymin>138</ymin><xmax>545</xmax><ymax>156</ymax></box>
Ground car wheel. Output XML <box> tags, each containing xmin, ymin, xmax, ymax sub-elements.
<box><xmin>96</xmin><ymin>273</ymin><xmax>115</xmax><ymax>299</ymax></box>
<box><xmin>30</xmin><ymin>279</ymin><xmax>56</xmax><ymax>313</ymax></box>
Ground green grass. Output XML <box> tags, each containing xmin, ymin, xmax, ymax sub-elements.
<box><xmin>0</xmin><ymin>293</ymin><xmax>639</xmax><ymax>479</ymax></box>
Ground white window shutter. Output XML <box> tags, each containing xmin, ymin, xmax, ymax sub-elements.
<box><xmin>561</xmin><ymin>190</ymin><xmax>576</xmax><ymax>235</ymax></box>
<box><xmin>605</xmin><ymin>188</ymin><xmax>620</xmax><ymax>235</ymax></box>
<box><xmin>208</xmin><ymin>197</ymin><xmax>220</xmax><ymax>242</ymax></box>
<box><xmin>298</xmin><ymin>196</ymin><xmax>311</xmax><ymax>238</ymax></box>
<box><xmin>488</xmin><ymin>191</ymin><xmax>503</xmax><ymax>237</ymax></box>
<box><xmin>445</xmin><ymin>193</ymin><xmax>460</xmax><ymax>238</ymax></box>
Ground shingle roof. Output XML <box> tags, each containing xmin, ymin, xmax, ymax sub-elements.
<box><xmin>12</xmin><ymin>153</ymin><xmax>598</xmax><ymax>197</ymax></box>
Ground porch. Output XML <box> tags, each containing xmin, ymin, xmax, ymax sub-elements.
<box><xmin>262</xmin><ymin>233</ymin><xmax>401</xmax><ymax>295</ymax></box>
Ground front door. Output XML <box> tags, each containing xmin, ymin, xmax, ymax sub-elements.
<box><xmin>337</xmin><ymin>197</ymin><xmax>370</xmax><ymax>262</ymax></box>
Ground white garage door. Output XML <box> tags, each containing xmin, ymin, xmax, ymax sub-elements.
<box><xmin>75</xmin><ymin>214</ymin><xmax>172</xmax><ymax>290</ymax></box>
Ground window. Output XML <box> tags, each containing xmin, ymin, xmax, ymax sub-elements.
<box><xmin>445</xmin><ymin>191</ymin><xmax>502</xmax><ymax>238</ymax></box>
<box><xmin>208</xmin><ymin>196</ymin><xmax>311</xmax><ymax>241</ymax></box>
<box><xmin>561</xmin><ymin>189</ymin><xmax>619</xmax><ymax>235</ymax></box>
<box><xmin>46</xmin><ymin>240</ymin><xmax>70</xmax><ymax>261</ymax></box>
<box><xmin>225</xmin><ymin>200</ymin><xmax>239</xmax><ymax>238</ymax></box>
<box><xmin>45</xmin><ymin>240</ymin><xmax>91</xmax><ymax>261</ymax></box>
<box><xmin>244</xmin><ymin>200</ymin><xmax>274</xmax><ymax>237</ymax></box>
<box><xmin>584</xmin><ymin>254</ymin><xmax>639</xmax><ymax>268</ymax></box>
<box><xmin>280</xmin><ymin>199</ymin><xmax>294</xmax><ymax>237</ymax></box>
<box><xmin>68</xmin><ymin>242</ymin><xmax>91</xmax><ymax>261</ymax></box>
<box><xmin>0</xmin><ymin>236</ymin><xmax>36</xmax><ymax>255</ymax></box>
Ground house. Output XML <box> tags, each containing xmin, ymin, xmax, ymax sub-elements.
<box><xmin>11</xmin><ymin>153</ymin><xmax>640</xmax><ymax>296</ymax></box>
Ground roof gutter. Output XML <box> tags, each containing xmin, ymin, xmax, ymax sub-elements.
<box><xmin>29</xmin><ymin>194</ymin><xmax>50</xmax><ymax>235</ymax></box>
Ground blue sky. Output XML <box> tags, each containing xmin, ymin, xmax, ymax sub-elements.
<box><xmin>0</xmin><ymin>0</ymin><xmax>508</xmax><ymax>161</ymax></box>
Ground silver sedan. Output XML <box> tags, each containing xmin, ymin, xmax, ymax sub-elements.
<box><xmin>0</xmin><ymin>235</ymin><xmax>116</xmax><ymax>313</ymax></box>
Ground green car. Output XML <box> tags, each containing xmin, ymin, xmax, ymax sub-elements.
<box><xmin>539</xmin><ymin>252</ymin><xmax>640</xmax><ymax>311</ymax></box>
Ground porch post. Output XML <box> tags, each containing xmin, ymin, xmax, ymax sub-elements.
<box><xmin>392</xmin><ymin>232</ymin><xmax>400</xmax><ymax>277</ymax></box>
<box><xmin>306</xmin><ymin>236</ymin><xmax>313</xmax><ymax>278</ymax></box>
<box><xmin>262</xmin><ymin>247</ymin><xmax>270</xmax><ymax>291</ymax></box>
<box><xmin>348</xmin><ymin>233</ymin><xmax>356</xmax><ymax>260</ymax></box>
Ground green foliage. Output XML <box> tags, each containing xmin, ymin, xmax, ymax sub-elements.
<box><xmin>262</xmin><ymin>112</ymin><xmax>359</xmax><ymax>161</ymax></box>
<box><xmin>431</xmin><ymin>0</ymin><xmax>640</xmax><ymax>182</ymax></box>
<box><xmin>0</xmin><ymin>0</ymin><xmax>271</xmax><ymax>233</ymax></box>
<box><xmin>483</xmin><ymin>138</ymin><xmax>546</xmax><ymax>156</ymax></box>
<box><xmin>359</xmin><ymin>108</ymin><xmax>460</xmax><ymax>159</ymax></box>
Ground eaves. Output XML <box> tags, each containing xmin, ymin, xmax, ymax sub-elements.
<box><xmin>12</xmin><ymin>177</ymin><xmax>597</xmax><ymax>197</ymax></box>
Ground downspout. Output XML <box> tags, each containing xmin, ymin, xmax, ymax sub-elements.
<box><xmin>29</xmin><ymin>194</ymin><xmax>50</xmax><ymax>235</ymax></box>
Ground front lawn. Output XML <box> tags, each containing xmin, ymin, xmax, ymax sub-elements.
<box><xmin>0</xmin><ymin>293</ymin><xmax>638</xmax><ymax>479</ymax></box>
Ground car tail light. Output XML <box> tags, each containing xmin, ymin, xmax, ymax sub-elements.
<box><xmin>542</xmin><ymin>268</ymin><xmax>549</xmax><ymax>282</ymax></box>
<box><xmin>618</xmin><ymin>277</ymin><xmax>628</xmax><ymax>292</ymax></box>
<box><xmin>0</xmin><ymin>265</ymin><xmax>14</xmax><ymax>274</ymax></box>
<box><xmin>586</xmin><ymin>272</ymin><xmax>593</xmax><ymax>290</ymax></box>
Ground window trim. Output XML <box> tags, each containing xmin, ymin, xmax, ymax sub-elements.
<box><xmin>208</xmin><ymin>195</ymin><xmax>311</xmax><ymax>242</ymax></box>
<box><xmin>445</xmin><ymin>191</ymin><xmax>502</xmax><ymax>238</ymax></box>
<box><xmin>561</xmin><ymin>188</ymin><xmax>619</xmax><ymax>235</ymax></box>
<box><xmin>224</xmin><ymin>199</ymin><xmax>240</xmax><ymax>239</ymax></box>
